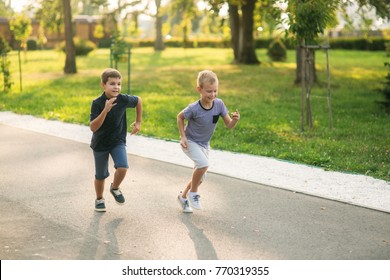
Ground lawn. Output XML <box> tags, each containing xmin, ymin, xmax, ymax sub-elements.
<box><xmin>1</xmin><ymin>47</ymin><xmax>389</xmax><ymax>181</ymax></box>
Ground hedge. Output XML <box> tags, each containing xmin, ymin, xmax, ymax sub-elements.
<box><xmin>117</xmin><ymin>37</ymin><xmax>388</xmax><ymax>51</ymax></box>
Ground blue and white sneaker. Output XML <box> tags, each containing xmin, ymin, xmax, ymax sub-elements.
<box><xmin>110</xmin><ymin>184</ymin><xmax>125</xmax><ymax>205</ymax></box>
<box><xmin>95</xmin><ymin>198</ymin><xmax>106</xmax><ymax>212</ymax></box>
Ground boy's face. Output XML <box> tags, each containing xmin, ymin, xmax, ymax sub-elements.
<box><xmin>197</xmin><ymin>81</ymin><xmax>218</xmax><ymax>103</ymax></box>
<box><xmin>102</xmin><ymin>77</ymin><xmax>121</xmax><ymax>98</ymax></box>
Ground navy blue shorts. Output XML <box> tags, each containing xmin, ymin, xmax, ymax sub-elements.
<box><xmin>93</xmin><ymin>144</ymin><xmax>128</xmax><ymax>180</ymax></box>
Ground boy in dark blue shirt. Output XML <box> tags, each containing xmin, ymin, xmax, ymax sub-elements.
<box><xmin>90</xmin><ymin>68</ymin><xmax>142</xmax><ymax>212</ymax></box>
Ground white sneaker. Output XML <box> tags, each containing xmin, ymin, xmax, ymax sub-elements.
<box><xmin>177</xmin><ymin>193</ymin><xmax>193</xmax><ymax>213</ymax></box>
<box><xmin>188</xmin><ymin>192</ymin><xmax>202</xmax><ymax>210</ymax></box>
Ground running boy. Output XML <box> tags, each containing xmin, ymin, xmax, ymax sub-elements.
<box><xmin>90</xmin><ymin>68</ymin><xmax>142</xmax><ymax>212</ymax></box>
<box><xmin>177</xmin><ymin>70</ymin><xmax>240</xmax><ymax>213</ymax></box>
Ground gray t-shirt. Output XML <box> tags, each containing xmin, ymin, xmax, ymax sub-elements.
<box><xmin>183</xmin><ymin>98</ymin><xmax>228</xmax><ymax>148</ymax></box>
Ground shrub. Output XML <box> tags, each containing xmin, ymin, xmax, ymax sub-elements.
<box><xmin>0</xmin><ymin>35</ymin><xmax>11</xmax><ymax>54</ymax></box>
<box><xmin>27</xmin><ymin>39</ymin><xmax>38</xmax><ymax>50</ymax></box>
<box><xmin>97</xmin><ymin>37</ymin><xmax>112</xmax><ymax>48</ymax></box>
<box><xmin>328</xmin><ymin>37</ymin><xmax>388</xmax><ymax>51</ymax></box>
<box><xmin>0</xmin><ymin>36</ymin><xmax>12</xmax><ymax>92</ymax></box>
<box><xmin>379</xmin><ymin>62</ymin><xmax>390</xmax><ymax>108</ymax></box>
<box><xmin>267</xmin><ymin>38</ymin><xmax>287</xmax><ymax>62</ymax></box>
<box><xmin>60</xmin><ymin>37</ymin><xmax>96</xmax><ymax>56</ymax></box>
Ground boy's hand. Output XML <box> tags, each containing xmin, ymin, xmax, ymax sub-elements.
<box><xmin>104</xmin><ymin>97</ymin><xmax>117</xmax><ymax>113</ymax></box>
<box><xmin>231</xmin><ymin>109</ymin><xmax>240</xmax><ymax>121</ymax></box>
<box><xmin>180</xmin><ymin>136</ymin><xmax>188</xmax><ymax>149</ymax></box>
<box><xmin>130</xmin><ymin>121</ymin><xmax>141</xmax><ymax>135</ymax></box>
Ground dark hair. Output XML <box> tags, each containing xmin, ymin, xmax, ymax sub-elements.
<box><xmin>101</xmin><ymin>68</ymin><xmax>121</xmax><ymax>84</ymax></box>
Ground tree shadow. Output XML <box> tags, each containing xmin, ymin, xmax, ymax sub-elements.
<box><xmin>180</xmin><ymin>214</ymin><xmax>218</xmax><ymax>260</ymax></box>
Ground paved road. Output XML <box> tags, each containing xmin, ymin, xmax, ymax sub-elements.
<box><xmin>1</xmin><ymin>124</ymin><xmax>390</xmax><ymax>260</ymax></box>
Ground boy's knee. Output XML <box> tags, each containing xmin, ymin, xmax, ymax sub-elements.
<box><xmin>198</xmin><ymin>166</ymin><xmax>208</xmax><ymax>172</ymax></box>
<box><xmin>116</xmin><ymin>167</ymin><xmax>128</xmax><ymax>173</ymax></box>
<box><xmin>95</xmin><ymin>173</ymin><xmax>109</xmax><ymax>180</ymax></box>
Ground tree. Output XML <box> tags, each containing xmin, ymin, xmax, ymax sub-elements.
<box><xmin>169</xmin><ymin>0</ymin><xmax>199</xmax><ymax>47</ymax></box>
<box><xmin>10</xmin><ymin>13</ymin><xmax>32</xmax><ymax>54</ymax></box>
<box><xmin>0</xmin><ymin>0</ymin><xmax>12</xmax><ymax>16</ymax></box>
<box><xmin>228</xmin><ymin>0</ymin><xmax>259</xmax><ymax>64</ymax></box>
<box><xmin>10</xmin><ymin>12</ymin><xmax>32</xmax><ymax>78</ymax></box>
<box><xmin>208</xmin><ymin>0</ymin><xmax>259</xmax><ymax>64</ymax></box>
<box><xmin>285</xmin><ymin>0</ymin><xmax>390</xmax><ymax>130</ymax></box>
<box><xmin>355</xmin><ymin>0</ymin><xmax>390</xmax><ymax>20</ymax></box>
<box><xmin>237</xmin><ymin>0</ymin><xmax>259</xmax><ymax>64</ymax></box>
<box><xmin>287</xmin><ymin>0</ymin><xmax>390</xmax><ymax>85</ymax></box>
<box><xmin>35</xmin><ymin>0</ymin><xmax>64</xmax><ymax>46</ymax></box>
<box><xmin>63</xmin><ymin>0</ymin><xmax>77</xmax><ymax>74</ymax></box>
<box><xmin>101</xmin><ymin>0</ymin><xmax>142</xmax><ymax>38</ymax></box>
<box><xmin>154</xmin><ymin>0</ymin><xmax>165</xmax><ymax>51</ymax></box>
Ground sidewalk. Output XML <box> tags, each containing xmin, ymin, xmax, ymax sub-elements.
<box><xmin>0</xmin><ymin>111</ymin><xmax>389</xmax><ymax>213</ymax></box>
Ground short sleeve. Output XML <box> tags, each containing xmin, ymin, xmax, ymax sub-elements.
<box><xmin>183</xmin><ymin>103</ymin><xmax>195</xmax><ymax>120</ymax></box>
<box><xmin>219</xmin><ymin>99</ymin><xmax>228</xmax><ymax>117</ymax></box>
<box><xmin>90</xmin><ymin>101</ymin><xmax>101</xmax><ymax>122</ymax></box>
<box><xmin>123</xmin><ymin>94</ymin><xmax>139</xmax><ymax>108</ymax></box>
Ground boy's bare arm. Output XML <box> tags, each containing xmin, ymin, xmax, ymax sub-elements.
<box><xmin>131</xmin><ymin>97</ymin><xmax>142</xmax><ymax>135</ymax></box>
<box><xmin>90</xmin><ymin>97</ymin><xmax>117</xmax><ymax>132</ymax></box>
<box><xmin>177</xmin><ymin>111</ymin><xmax>188</xmax><ymax>148</ymax></box>
<box><xmin>223</xmin><ymin>109</ymin><xmax>240</xmax><ymax>129</ymax></box>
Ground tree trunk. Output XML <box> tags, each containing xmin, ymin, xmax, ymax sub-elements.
<box><xmin>228</xmin><ymin>4</ymin><xmax>239</xmax><ymax>63</ymax></box>
<box><xmin>237</xmin><ymin>0</ymin><xmax>259</xmax><ymax>64</ymax></box>
<box><xmin>300</xmin><ymin>41</ymin><xmax>305</xmax><ymax>131</ymax></box>
<box><xmin>63</xmin><ymin>0</ymin><xmax>76</xmax><ymax>74</ymax></box>
<box><xmin>154</xmin><ymin>0</ymin><xmax>165</xmax><ymax>51</ymax></box>
<box><xmin>295</xmin><ymin>46</ymin><xmax>317</xmax><ymax>84</ymax></box>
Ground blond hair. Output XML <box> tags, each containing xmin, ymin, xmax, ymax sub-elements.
<box><xmin>197</xmin><ymin>70</ymin><xmax>218</xmax><ymax>88</ymax></box>
<box><xmin>101</xmin><ymin>68</ymin><xmax>122</xmax><ymax>84</ymax></box>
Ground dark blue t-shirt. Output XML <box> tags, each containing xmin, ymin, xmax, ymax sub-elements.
<box><xmin>90</xmin><ymin>92</ymin><xmax>139</xmax><ymax>151</ymax></box>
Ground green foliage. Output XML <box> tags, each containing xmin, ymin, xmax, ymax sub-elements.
<box><xmin>27</xmin><ymin>39</ymin><xmax>38</xmax><ymax>51</ymax></box>
<box><xmin>1</xmin><ymin>48</ymin><xmax>389</xmax><ymax>181</ymax></box>
<box><xmin>0</xmin><ymin>35</ymin><xmax>11</xmax><ymax>54</ymax></box>
<box><xmin>106</xmin><ymin>37</ymin><xmax>388</xmax><ymax>51</ymax></box>
<box><xmin>110</xmin><ymin>36</ymin><xmax>130</xmax><ymax>65</ymax></box>
<box><xmin>60</xmin><ymin>37</ymin><xmax>96</xmax><ymax>56</ymax></box>
<box><xmin>267</xmin><ymin>38</ymin><xmax>287</xmax><ymax>61</ymax></box>
<box><xmin>9</xmin><ymin>13</ymin><xmax>32</xmax><ymax>49</ymax></box>
<box><xmin>287</xmin><ymin>0</ymin><xmax>338</xmax><ymax>42</ymax></box>
<box><xmin>328</xmin><ymin>37</ymin><xmax>388</xmax><ymax>51</ymax></box>
<box><xmin>93</xmin><ymin>24</ymin><xmax>104</xmax><ymax>39</ymax></box>
<box><xmin>122</xmin><ymin>37</ymin><xmax>231</xmax><ymax>48</ymax></box>
<box><xmin>0</xmin><ymin>35</ymin><xmax>12</xmax><ymax>92</ymax></box>
<box><xmin>386</xmin><ymin>41</ymin><xmax>390</xmax><ymax>56</ymax></box>
<box><xmin>35</xmin><ymin>0</ymin><xmax>63</xmax><ymax>34</ymax></box>
<box><xmin>0</xmin><ymin>57</ymin><xmax>12</xmax><ymax>93</ymax></box>
<box><xmin>379</xmin><ymin>62</ymin><xmax>390</xmax><ymax>108</ymax></box>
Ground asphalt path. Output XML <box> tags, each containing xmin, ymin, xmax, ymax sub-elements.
<box><xmin>1</xmin><ymin>124</ymin><xmax>390</xmax><ymax>260</ymax></box>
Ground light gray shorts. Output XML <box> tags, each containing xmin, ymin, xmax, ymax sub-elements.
<box><xmin>181</xmin><ymin>140</ymin><xmax>209</xmax><ymax>169</ymax></box>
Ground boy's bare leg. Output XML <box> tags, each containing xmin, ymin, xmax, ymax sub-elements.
<box><xmin>95</xmin><ymin>179</ymin><xmax>105</xmax><ymax>199</ymax></box>
<box><xmin>112</xmin><ymin>167</ymin><xmax>127</xmax><ymax>189</ymax></box>
<box><xmin>182</xmin><ymin>167</ymin><xmax>208</xmax><ymax>198</ymax></box>
<box><xmin>181</xmin><ymin>180</ymin><xmax>192</xmax><ymax>199</ymax></box>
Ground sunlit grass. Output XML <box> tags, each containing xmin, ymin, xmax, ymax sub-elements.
<box><xmin>1</xmin><ymin>47</ymin><xmax>389</xmax><ymax>181</ymax></box>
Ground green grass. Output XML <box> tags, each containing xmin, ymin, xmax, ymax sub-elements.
<box><xmin>1</xmin><ymin>48</ymin><xmax>389</xmax><ymax>181</ymax></box>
